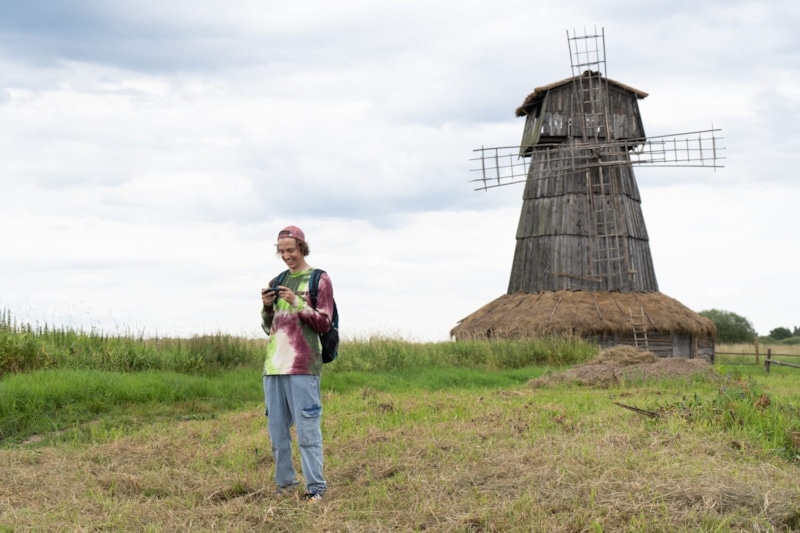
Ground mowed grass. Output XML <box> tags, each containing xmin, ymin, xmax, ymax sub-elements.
<box><xmin>1</xmin><ymin>330</ymin><xmax>800</xmax><ymax>532</ymax></box>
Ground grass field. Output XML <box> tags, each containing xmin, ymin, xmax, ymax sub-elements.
<box><xmin>717</xmin><ymin>343</ymin><xmax>800</xmax><ymax>356</ymax></box>
<box><xmin>1</xmin><ymin>322</ymin><xmax>800</xmax><ymax>532</ymax></box>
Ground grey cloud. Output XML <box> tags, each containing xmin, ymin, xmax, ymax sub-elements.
<box><xmin>0</xmin><ymin>1</ymin><xmax>447</xmax><ymax>74</ymax></box>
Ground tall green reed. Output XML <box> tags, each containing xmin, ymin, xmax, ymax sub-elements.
<box><xmin>2</xmin><ymin>307</ymin><xmax>598</xmax><ymax>377</ymax></box>
<box><xmin>0</xmin><ymin>308</ymin><xmax>263</xmax><ymax>376</ymax></box>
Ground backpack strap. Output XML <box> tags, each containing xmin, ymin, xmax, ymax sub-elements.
<box><xmin>270</xmin><ymin>270</ymin><xmax>289</xmax><ymax>289</ymax></box>
<box><xmin>308</xmin><ymin>269</ymin><xmax>338</xmax><ymax>330</ymax></box>
<box><xmin>308</xmin><ymin>269</ymin><xmax>325</xmax><ymax>308</ymax></box>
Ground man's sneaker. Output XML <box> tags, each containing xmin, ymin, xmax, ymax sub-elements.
<box><xmin>302</xmin><ymin>491</ymin><xmax>323</xmax><ymax>503</ymax></box>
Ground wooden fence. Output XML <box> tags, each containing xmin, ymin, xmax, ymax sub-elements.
<box><xmin>764</xmin><ymin>350</ymin><xmax>800</xmax><ymax>373</ymax></box>
<box><xmin>715</xmin><ymin>349</ymin><xmax>800</xmax><ymax>373</ymax></box>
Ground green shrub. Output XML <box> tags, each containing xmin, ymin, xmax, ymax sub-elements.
<box><xmin>699</xmin><ymin>309</ymin><xmax>757</xmax><ymax>343</ymax></box>
<box><xmin>770</xmin><ymin>327</ymin><xmax>793</xmax><ymax>341</ymax></box>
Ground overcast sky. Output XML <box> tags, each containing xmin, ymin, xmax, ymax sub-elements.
<box><xmin>1</xmin><ymin>0</ymin><xmax>797</xmax><ymax>342</ymax></box>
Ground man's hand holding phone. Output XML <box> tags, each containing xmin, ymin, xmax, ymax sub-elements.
<box><xmin>261</xmin><ymin>286</ymin><xmax>281</xmax><ymax>307</ymax></box>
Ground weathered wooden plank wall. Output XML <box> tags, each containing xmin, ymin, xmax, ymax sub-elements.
<box><xmin>515</xmin><ymin>191</ymin><xmax>649</xmax><ymax>239</ymax></box>
<box><xmin>534</xmin><ymin>84</ymin><xmax>646</xmax><ymax>140</ymax></box>
<box><xmin>509</xmin><ymin>163</ymin><xmax>658</xmax><ymax>293</ymax></box>
<box><xmin>507</xmin><ymin>234</ymin><xmax>657</xmax><ymax>292</ymax></box>
<box><xmin>508</xmin><ymin>78</ymin><xmax>658</xmax><ymax>295</ymax></box>
<box><xmin>594</xmin><ymin>332</ymin><xmax>695</xmax><ymax>358</ymax></box>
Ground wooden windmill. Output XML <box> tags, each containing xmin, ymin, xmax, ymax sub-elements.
<box><xmin>451</xmin><ymin>28</ymin><xmax>722</xmax><ymax>359</ymax></box>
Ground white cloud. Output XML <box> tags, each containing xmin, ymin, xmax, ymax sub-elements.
<box><xmin>1</xmin><ymin>0</ymin><xmax>798</xmax><ymax>341</ymax></box>
<box><xmin>644</xmin><ymin>183</ymin><xmax>800</xmax><ymax>335</ymax></box>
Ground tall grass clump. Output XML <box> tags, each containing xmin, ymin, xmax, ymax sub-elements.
<box><xmin>332</xmin><ymin>334</ymin><xmax>597</xmax><ymax>372</ymax></box>
<box><xmin>2</xmin><ymin>307</ymin><xmax>598</xmax><ymax>377</ymax></box>
<box><xmin>651</xmin><ymin>373</ymin><xmax>800</xmax><ymax>462</ymax></box>
<box><xmin>708</xmin><ymin>376</ymin><xmax>800</xmax><ymax>461</ymax></box>
<box><xmin>0</xmin><ymin>308</ymin><xmax>263</xmax><ymax>376</ymax></box>
<box><xmin>444</xmin><ymin>335</ymin><xmax>597</xmax><ymax>369</ymax></box>
<box><xmin>0</xmin><ymin>326</ymin><xmax>51</xmax><ymax>374</ymax></box>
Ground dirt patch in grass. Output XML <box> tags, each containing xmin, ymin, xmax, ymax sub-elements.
<box><xmin>528</xmin><ymin>345</ymin><xmax>720</xmax><ymax>388</ymax></box>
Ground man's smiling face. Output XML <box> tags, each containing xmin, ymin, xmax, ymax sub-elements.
<box><xmin>277</xmin><ymin>237</ymin><xmax>306</xmax><ymax>272</ymax></box>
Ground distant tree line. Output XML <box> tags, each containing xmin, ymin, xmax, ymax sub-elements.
<box><xmin>699</xmin><ymin>309</ymin><xmax>799</xmax><ymax>345</ymax></box>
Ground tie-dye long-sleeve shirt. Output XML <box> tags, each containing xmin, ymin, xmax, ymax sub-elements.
<box><xmin>261</xmin><ymin>268</ymin><xmax>334</xmax><ymax>375</ymax></box>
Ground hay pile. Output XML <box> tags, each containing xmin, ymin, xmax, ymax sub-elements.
<box><xmin>528</xmin><ymin>345</ymin><xmax>718</xmax><ymax>388</ymax></box>
<box><xmin>451</xmin><ymin>290</ymin><xmax>716</xmax><ymax>340</ymax></box>
<box><xmin>588</xmin><ymin>345</ymin><xmax>658</xmax><ymax>366</ymax></box>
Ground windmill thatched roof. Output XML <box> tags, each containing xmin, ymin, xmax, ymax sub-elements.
<box><xmin>515</xmin><ymin>73</ymin><xmax>649</xmax><ymax>117</ymax></box>
<box><xmin>450</xmin><ymin>290</ymin><xmax>715</xmax><ymax>340</ymax></box>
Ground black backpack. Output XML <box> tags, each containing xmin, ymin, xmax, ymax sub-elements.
<box><xmin>272</xmin><ymin>269</ymin><xmax>339</xmax><ymax>363</ymax></box>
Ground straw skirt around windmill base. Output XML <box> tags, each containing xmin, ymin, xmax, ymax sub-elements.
<box><xmin>450</xmin><ymin>290</ymin><xmax>716</xmax><ymax>360</ymax></box>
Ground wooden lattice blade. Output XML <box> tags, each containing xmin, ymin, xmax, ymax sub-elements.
<box><xmin>470</xmin><ymin>128</ymin><xmax>725</xmax><ymax>191</ymax></box>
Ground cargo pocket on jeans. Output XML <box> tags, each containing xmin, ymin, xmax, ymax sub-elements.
<box><xmin>298</xmin><ymin>404</ymin><xmax>322</xmax><ymax>444</ymax></box>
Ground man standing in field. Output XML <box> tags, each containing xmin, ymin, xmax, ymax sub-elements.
<box><xmin>260</xmin><ymin>225</ymin><xmax>334</xmax><ymax>503</ymax></box>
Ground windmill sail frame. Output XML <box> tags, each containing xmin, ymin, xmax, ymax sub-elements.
<box><xmin>469</xmin><ymin>26</ymin><xmax>725</xmax><ymax>293</ymax></box>
<box><xmin>470</xmin><ymin>129</ymin><xmax>725</xmax><ymax>191</ymax></box>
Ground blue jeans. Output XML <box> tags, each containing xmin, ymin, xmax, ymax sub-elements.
<box><xmin>263</xmin><ymin>375</ymin><xmax>326</xmax><ymax>494</ymax></box>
